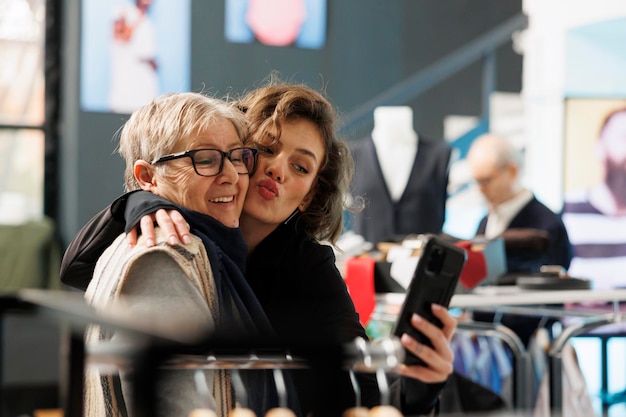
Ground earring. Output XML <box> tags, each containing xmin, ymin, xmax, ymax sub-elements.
<box><xmin>284</xmin><ymin>209</ymin><xmax>299</xmax><ymax>224</ymax></box>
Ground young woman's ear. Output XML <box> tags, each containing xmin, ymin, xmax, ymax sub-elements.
<box><xmin>134</xmin><ymin>160</ymin><xmax>157</xmax><ymax>191</ymax></box>
<box><xmin>298</xmin><ymin>193</ymin><xmax>314</xmax><ymax>212</ymax></box>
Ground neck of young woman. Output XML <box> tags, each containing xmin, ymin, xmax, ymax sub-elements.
<box><xmin>239</xmin><ymin>214</ymin><xmax>278</xmax><ymax>255</ymax></box>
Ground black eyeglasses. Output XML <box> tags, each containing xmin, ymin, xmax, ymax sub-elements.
<box><xmin>151</xmin><ymin>147</ymin><xmax>258</xmax><ymax>177</ymax></box>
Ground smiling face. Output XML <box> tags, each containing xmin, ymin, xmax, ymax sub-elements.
<box><xmin>144</xmin><ymin>119</ymin><xmax>249</xmax><ymax>228</ymax></box>
<box><xmin>241</xmin><ymin>118</ymin><xmax>326</xmax><ymax>233</ymax></box>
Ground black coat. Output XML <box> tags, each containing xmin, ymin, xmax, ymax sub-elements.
<box><xmin>476</xmin><ymin>196</ymin><xmax>572</xmax><ymax>273</ymax></box>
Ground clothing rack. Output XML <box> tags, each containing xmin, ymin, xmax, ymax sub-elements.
<box><xmin>374</xmin><ymin>286</ymin><xmax>626</xmax><ymax>416</ymax></box>
<box><xmin>465</xmin><ymin>299</ymin><xmax>626</xmax><ymax>416</ymax></box>
<box><xmin>455</xmin><ymin>320</ymin><xmax>530</xmax><ymax>411</ymax></box>
<box><xmin>6</xmin><ymin>289</ymin><xmax>408</xmax><ymax>417</ymax></box>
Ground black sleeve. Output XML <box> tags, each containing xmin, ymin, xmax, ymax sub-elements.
<box><xmin>59</xmin><ymin>193</ymin><xmax>131</xmax><ymax>290</ymax></box>
<box><xmin>123</xmin><ymin>190</ymin><xmax>178</xmax><ymax>234</ymax></box>
<box><xmin>59</xmin><ymin>191</ymin><xmax>180</xmax><ymax>291</ymax></box>
<box><xmin>398</xmin><ymin>376</ymin><xmax>446</xmax><ymax>415</ymax></box>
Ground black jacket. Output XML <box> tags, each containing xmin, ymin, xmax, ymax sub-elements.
<box><xmin>476</xmin><ymin>195</ymin><xmax>572</xmax><ymax>273</ymax></box>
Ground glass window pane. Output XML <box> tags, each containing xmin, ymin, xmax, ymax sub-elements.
<box><xmin>0</xmin><ymin>0</ymin><xmax>46</xmax><ymax>126</ymax></box>
<box><xmin>0</xmin><ymin>128</ymin><xmax>44</xmax><ymax>223</ymax></box>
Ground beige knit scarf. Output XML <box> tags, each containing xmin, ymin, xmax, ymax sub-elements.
<box><xmin>83</xmin><ymin>229</ymin><xmax>232</xmax><ymax>417</ymax></box>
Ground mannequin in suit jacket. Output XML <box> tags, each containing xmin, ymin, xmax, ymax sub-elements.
<box><xmin>350</xmin><ymin>106</ymin><xmax>451</xmax><ymax>245</ymax></box>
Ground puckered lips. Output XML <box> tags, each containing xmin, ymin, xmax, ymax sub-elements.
<box><xmin>257</xmin><ymin>179</ymin><xmax>279</xmax><ymax>200</ymax></box>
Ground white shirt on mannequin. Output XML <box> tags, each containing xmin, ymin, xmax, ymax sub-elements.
<box><xmin>371</xmin><ymin>106</ymin><xmax>419</xmax><ymax>202</ymax></box>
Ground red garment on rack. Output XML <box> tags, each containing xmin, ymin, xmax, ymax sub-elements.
<box><xmin>344</xmin><ymin>257</ymin><xmax>377</xmax><ymax>326</ymax></box>
<box><xmin>455</xmin><ymin>241</ymin><xmax>488</xmax><ymax>290</ymax></box>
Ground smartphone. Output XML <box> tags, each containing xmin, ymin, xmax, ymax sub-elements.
<box><xmin>391</xmin><ymin>235</ymin><xmax>467</xmax><ymax>366</ymax></box>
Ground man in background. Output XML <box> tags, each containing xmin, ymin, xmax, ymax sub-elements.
<box><xmin>467</xmin><ymin>133</ymin><xmax>572</xmax><ymax>275</ymax></box>
<box><xmin>562</xmin><ymin>107</ymin><xmax>626</xmax><ymax>289</ymax></box>
<box><xmin>467</xmin><ymin>133</ymin><xmax>573</xmax><ymax>346</ymax></box>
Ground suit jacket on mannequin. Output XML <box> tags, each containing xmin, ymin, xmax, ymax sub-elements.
<box><xmin>349</xmin><ymin>135</ymin><xmax>451</xmax><ymax>245</ymax></box>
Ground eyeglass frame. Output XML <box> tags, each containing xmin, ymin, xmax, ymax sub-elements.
<box><xmin>150</xmin><ymin>147</ymin><xmax>258</xmax><ymax>177</ymax></box>
<box><xmin>473</xmin><ymin>164</ymin><xmax>509</xmax><ymax>187</ymax></box>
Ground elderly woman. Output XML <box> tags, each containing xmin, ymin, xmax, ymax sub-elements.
<box><xmin>83</xmin><ymin>92</ymin><xmax>275</xmax><ymax>417</ymax></box>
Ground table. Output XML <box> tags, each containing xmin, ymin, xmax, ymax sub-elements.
<box><xmin>379</xmin><ymin>287</ymin><xmax>626</xmax><ymax>309</ymax></box>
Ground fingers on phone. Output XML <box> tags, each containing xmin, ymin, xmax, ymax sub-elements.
<box><xmin>410</xmin><ymin>313</ymin><xmax>452</xmax><ymax>359</ymax></box>
<box><xmin>432</xmin><ymin>304</ymin><xmax>458</xmax><ymax>340</ymax></box>
<box><xmin>401</xmin><ymin>332</ymin><xmax>454</xmax><ymax>379</ymax></box>
<box><xmin>401</xmin><ymin>333</ymin><xmax>424</xmax><ymax>357</ymax></box>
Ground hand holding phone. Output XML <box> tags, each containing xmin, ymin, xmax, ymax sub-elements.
<box><xmin>391</xmin><ymin>235</ymin><xmax>466</xmax><ymax>366</ymax></box>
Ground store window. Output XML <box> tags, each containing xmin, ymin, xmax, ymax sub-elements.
<box><xmin>0</xmin><ymin>0</ymin><xmax>46</xmax><ymax>223</ymax></box>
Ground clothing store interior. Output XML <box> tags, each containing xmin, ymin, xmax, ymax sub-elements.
<box><xmin>3</xmin><ymin>0</ymin><xmax>626</xmax><ymax>416</ymax></box>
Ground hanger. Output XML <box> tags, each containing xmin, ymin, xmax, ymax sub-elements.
<box><xmin>228</xmin><ymin>369</ymin><xmax>257</xmax><ymax>417</ymax></box>
<box><xmin>189</xmin><ymin>409</ymin><xmax>218</xmax><ymax>417</ymax></box>
<box><xmin>264</xmin><ymin>355</ymin><xmax>296</xmax><ymax>417</ymax></box>
<box><xmin>341</xmin><ymin>369</ymin><xmax>370</xmax><ymax>417</ymax></box>
<box><xmin>369</xmin><ymin>368</ymin><xmax>403</xmax><ymax>417</ymax></box>
<box><xmin>342</xmin><ymin>338</ymin><xmax>372</xmax><ymax>417</ymax></box>
<box><xmin>369</xmin><ymin>339</ymin><xmax>403</xmax><ymax>417</ymax></box>
<box><xmin>189</xmin><ymin>369</ymin><xmax>218</xmax><ymax>417</ymax></box>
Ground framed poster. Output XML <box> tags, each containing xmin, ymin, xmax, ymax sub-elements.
<box><xmin>80</xmin><ymin>0</ymin><xmax>191</xmax><ymax>114</ymax></box>
<box><xmin>225</xmin><ymin>0</ymin><xmax>327</xmax><ymax>49</ymax></box>
<box><xmin>563</xmin><ymin>98</ymin><xmax>626</xmax><ymax>194</ymax></box>
<box><xmin>562</xmin><ymin>98</ymin><xmax>626</xmax><ymax>290</ymax></box>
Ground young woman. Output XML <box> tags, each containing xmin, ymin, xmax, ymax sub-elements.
<box><xmin>61</xmin><ymin>80</ymin><xmax>456</xmax><ymax>416</ymax></box>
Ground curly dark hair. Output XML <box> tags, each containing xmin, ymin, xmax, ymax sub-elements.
<box><xmin>236</xmin><ymin>78</ymin><xmax>355</xmax><ymax>244</ymax></box>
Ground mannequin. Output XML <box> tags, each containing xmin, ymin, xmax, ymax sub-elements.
<box><xmin>349</xmin><ymin>106</ymin><xmax>452</xmax><ymax>244</ymax></box>
<box><xmin>371</xmin><ymin>106</ymin><xmax>418</xmax><ymax>202</ymax></box>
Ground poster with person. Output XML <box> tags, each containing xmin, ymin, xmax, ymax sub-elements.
<box><xmin>562</xmin><ymin>98</ymin><xmax>626</xmax><ymax>289</ymax></box>
<box><xmin>224</xmin><ymin>0</ymin><xmax>326</xmax><ymax>49</ymax></box>
<box><xmin>80</xmin><ymin>0</ymin><xmax>191</xmax><ymax>114</ymax></box>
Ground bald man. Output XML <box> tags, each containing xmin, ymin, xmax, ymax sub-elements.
<box><xmin>467</xmin><ymin>133</ymin><xmax>572</xmax><ymax>274</ymax></box>
<box><xmin>467</xmin><ymin>134</ymin><xmax>573</xmax><ymax>347</ymax></box>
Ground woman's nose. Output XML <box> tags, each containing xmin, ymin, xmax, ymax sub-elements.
<box><xmin>265</xmin><ymin>161</ymin><xmax>285</xmax><ymax>182</ymax></box>
<box><xmin>218</xmin><ymin>157</ymin><xmax>240</xmax><ymax>182</ymax></box>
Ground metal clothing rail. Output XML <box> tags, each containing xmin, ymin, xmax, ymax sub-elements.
<box><xmin>86</xmin><ymin>334</ymin><xmax>405</xmax><ymax>373</ymax></box>
<box><xmin>84</xmin><ymin>336</ymin><xmax>407</xmax><ymax>417</ymax></box>
<box><xmin>5</xmin><ymin>289</ymin><xmax>408</xmax><ymax>417</ymax></box>
<box><xmin>548</xmin><ymin>313</ymin><xmax>626</xmax><ymax>416</ymax></box>
<box><xmin>369</xmin><ymin>308</ymin><xmax>531</xmax><ymax>412</ymax></box>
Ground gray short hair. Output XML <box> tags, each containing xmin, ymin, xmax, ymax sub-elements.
<box><xmin>117</xmin><ymin>92</ymin><xmax>249</xmax><ymax>191</ymax></box>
